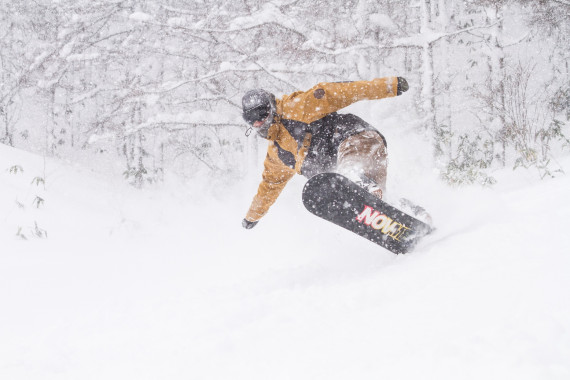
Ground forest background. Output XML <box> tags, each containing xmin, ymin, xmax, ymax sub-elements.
<box><xmin>1</xmin><ymin>0</ymin><xmax>568</xmax><ymax>187</ymax></box>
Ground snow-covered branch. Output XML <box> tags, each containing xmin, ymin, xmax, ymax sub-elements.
<box><xmin>391</xmin><ymin>19</ymin><xmax>502</xmax><ymax>49</ymax></box>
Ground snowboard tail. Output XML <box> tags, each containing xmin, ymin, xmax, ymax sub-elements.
<box><xmin>302</xmin><ymin>173</ymin><xmax>433</xmax><ymax>254</ymax></box>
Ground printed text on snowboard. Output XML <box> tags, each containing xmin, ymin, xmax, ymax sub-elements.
<box><xmin>355</xmin><ymin>205</ymin><xmax>411</xmax><ymax>241</ymax></box>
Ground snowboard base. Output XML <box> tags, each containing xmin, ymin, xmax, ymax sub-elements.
<box><xmin>302</xmin><ymin>173</ymin><xmax>434</xmax><ymax>254</ymax></box>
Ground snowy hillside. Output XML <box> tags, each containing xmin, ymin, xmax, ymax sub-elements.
<box><xmin>1</xmin><ymin>142</ymin><xmax>570</xmax><ymax>380</ymax></box>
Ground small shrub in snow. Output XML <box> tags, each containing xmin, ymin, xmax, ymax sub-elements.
<box><xmin>8</xmin><ymin>165</ymin><xmax>24</xmax><ymax>175</ymax></box>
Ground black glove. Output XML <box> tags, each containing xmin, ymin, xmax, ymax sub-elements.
<box><xmin>242</xmin><ymin>218</ymin><xmax>258</xmax><ymax>229</ymax></box>
<box><xmin>397</xmin><ymin>77</ymin><xmax>409</xmax><ymax>95</ymax></box>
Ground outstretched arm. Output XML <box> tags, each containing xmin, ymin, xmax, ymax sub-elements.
<box><xmin>282</xmin><ymin>76</ymin><xmax>408</xmax><ymax>124</ymax></box>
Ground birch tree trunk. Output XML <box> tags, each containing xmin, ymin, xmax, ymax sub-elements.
<box><xmin>420</xmin><ymin>0</ymin><xmax>436</xmax><ymax>132</ymax></box>
<box><xmin>436</xmin><ymin>0</ymin><xmax>454</xmax><ymax>161</ymax></box>
<box><xmin>490</xmin><ymin>5</ymin><xmax>507</xmax><ymax>166</ymax></box>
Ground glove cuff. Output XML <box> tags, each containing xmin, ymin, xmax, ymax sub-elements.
<box><xmin>397</xmin><ymin>77</ymin><xmax>409</xmax><ymax>95</ymax></box>
<box><xmin>242</xmin><ymin>218</ymin><xmax>258</xmax><ymax>229</ymax></box>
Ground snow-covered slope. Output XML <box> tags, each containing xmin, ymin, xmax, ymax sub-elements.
<box><xmin>1</xmin><ymin>143</ymin><xmax>570</xmax><ymax>380</ymax></box>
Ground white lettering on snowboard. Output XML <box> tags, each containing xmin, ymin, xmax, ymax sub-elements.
<box><xmin>355</xmin><ymin>205</ymin><xmax>410</xmax><ymax>241</ymax></box>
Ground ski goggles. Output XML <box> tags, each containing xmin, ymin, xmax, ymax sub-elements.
<box><xmin>242</xmin><ymin>105</ymin><xmax>271</xmax><ymax>126</ymax></box>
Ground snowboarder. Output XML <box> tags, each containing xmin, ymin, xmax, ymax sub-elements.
<box><xmin>241</xmin><ymin>77</ymin><xmax>409</xmax><ymax>229</ymax></box>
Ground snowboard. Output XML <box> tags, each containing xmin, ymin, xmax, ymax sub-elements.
<box><xmin>302</xmin><ymin>173</ymin><xmax>434</xmax><ymax>254</ymax></box>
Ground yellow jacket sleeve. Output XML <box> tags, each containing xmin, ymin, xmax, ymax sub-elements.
<box><xmin>245</xmin><ymin>145</ymin><xmax>296</xmax><ymax>222</ymax></box>
<box><xmin>282</xmin><ymin>77</ymin><xmax>399</xmax><ymax>124</ymax></box>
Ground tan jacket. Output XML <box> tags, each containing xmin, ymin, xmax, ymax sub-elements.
<box><xmin>245</xmin><ymin>77</ymin><xmax>399</xmax><ymax>222</ymax></box>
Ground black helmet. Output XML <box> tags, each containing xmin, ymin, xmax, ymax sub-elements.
<box><xmin>242</xmin><ymin>89</ymin><xmax>276</xmax><ymax>139</ymax></box>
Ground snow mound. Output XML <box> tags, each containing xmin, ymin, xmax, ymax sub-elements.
<box><xmin>1</xmin><ymin>143</ymin><xmax>570</xmax><ymax>379</ymax></box>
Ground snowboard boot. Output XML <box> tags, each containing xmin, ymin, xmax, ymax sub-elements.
<box><xmin>354</xmin><ymin>177</ymin><xmax>383</xmax><ymax>199</ymax></box>
<box><xmin>398</xmin><ymin>198</ymin><xmax>433</xmax><ymax>226</ymax></box>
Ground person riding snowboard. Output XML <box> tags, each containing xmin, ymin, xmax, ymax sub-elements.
<box><xmin>241</xmin><ymin>76</ymin><xmax>409</xmax><ymax>229</ymax></box>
